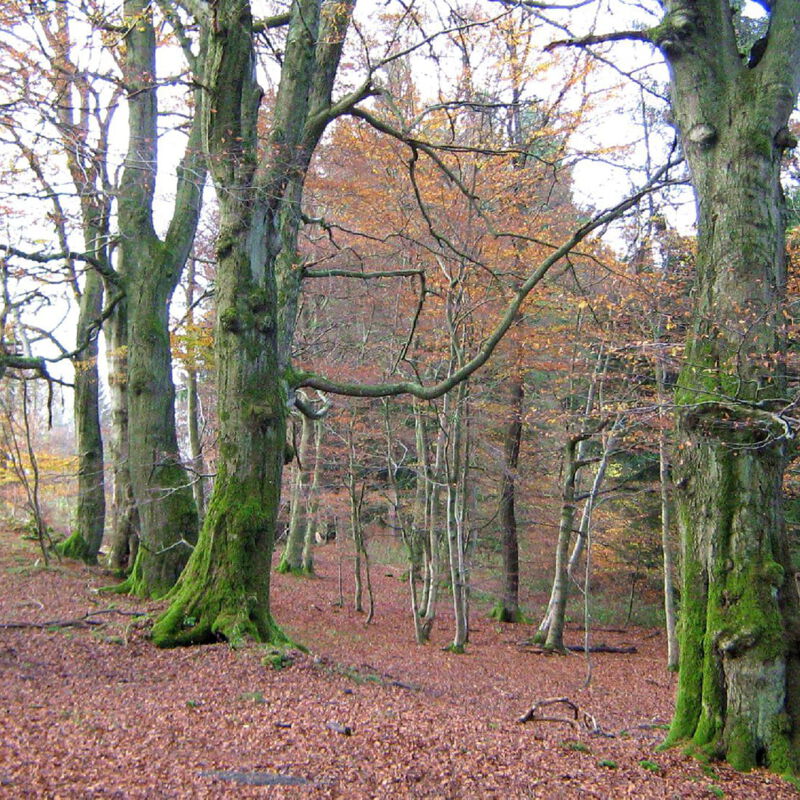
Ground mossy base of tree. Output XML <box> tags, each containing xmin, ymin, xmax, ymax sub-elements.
<box><xmin>152</xmin><ymin>587</ymin><xmax>291</xmax><ymax>649</ymax></box>
<box><xmin>276</xmin><ymin>556</ymin><xmax>306</xmax><ymax>576</ymax></box>
<box><xmin>55</xmin><ymin>531</ymin><xmax>95</xmax><ymax>564</ymax></box>
<box><xmin>98</xmin><ymin>550</ymin><xmax>163</xmax><ymax>599</ymax></box>
<box><xmin>444</xmin><ymin>643</ymin><xmax>466</xmax><ymax>654</ymax></box>
<box><xmin>488</xmin><ymin>603</ymin><xmax>527</xmax><ymax>623</ymax></box>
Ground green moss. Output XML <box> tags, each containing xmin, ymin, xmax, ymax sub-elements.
<box><xmin>275</xmin><ymin>556</ymin><xmax>305</xmax><ymax>576</ymax></box>
<box><xmin>444</xmin><ymin>643</ymin><xmax>466</xmax><ymax>654</ymax></box>
<box><xmin>488</xmin><ymin>603</ymin><xmax>525</xmax><ymax>623</ymax></box>
<box><xmin>726</xmin><ymin>720</ymin><xmax>757</xmax><ymax>772</ymax></box>
<box><xmin>219</xmin><ymin>307</ymin><xmax>241</xmax><ymax>332</ymax></box>
<box><xmin>765</xmin><ymin>714</ymin><xmax>797</xmax><ymax>775</ymax></box>
<box><xmin>665</xmin><ymin>555</ymin><xmax>706</xmax><ymax>747</ymax></box>
<box><xmin>56</xmin><ymin>531</ymin><xmax>94</xmax><ymax>564</ymax></box>
<box><xmin>151</xmin><ymin>466</ymin><xmax>287</xmax><ymax>648</ymax></box>
<box><xmin>564</xmin><ymin>740</ymin><xmax>591</xmax><ymax>753</ymax></box>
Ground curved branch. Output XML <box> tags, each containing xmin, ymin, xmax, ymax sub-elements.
<box><xmin>302</xmin><ymin>267</ymin><xmax>424</xmax><ymax>280</ymax></box>
<box><xmin>293</xmin><ymin>158</ymin><xmax>679</xmax><ymax>400</ymax></box>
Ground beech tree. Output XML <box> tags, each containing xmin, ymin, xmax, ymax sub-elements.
<box><xmin>660</xmin><ymin>0</ymin><xmax>800</xmax><ymax>770</ymax></box>
<box><xmin>112</xmin><ymin>0</ymin><xmax>207</xmax><ymax>596</ymax></box>
<box><xmin>549</xmin><ymin>0</ymin><xmax>800</xmax><ymax>773</ymax></box>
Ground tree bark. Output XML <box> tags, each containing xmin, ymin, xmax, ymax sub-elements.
<box><xmin>659</xmin><ymin>0</ymin><xmax>800</xmax><ymax>771</ymax></box>
<box><xmin>106</xmin><ymin>301</ymin><xmax>140</xmax><ymax>572</ymax></box>
<box><xmin>185</xmin><ymin>258</ymin><xmax>207</xmax><ymax>523</ymax></box>
<box><xmin>278</xmin><ymin>408</ymin><xmax>313</xmax><ymax>573</ymax></box>
<box><xmin>153</xmin><ymin>0</ymin><xmax>355</xmax><ymax>645</ymax></box>
<box><xmin>63</xmin><ymin>272</ymin><xmax>106</xmax><ymax>562</ymax></box>
<box><xmin>301</xmin><ymin>418</ymin><xmax>323</xmax><ymax>573</ymax></box>
<box><xmin>492</xmin><ymin>374</ymin><xmax>523</xmax><ymax>622</ymax></box>
<box><xmin>115</xmin><ymin>0</ymin><xmax>206</xmax><ymax>597</ymax></box>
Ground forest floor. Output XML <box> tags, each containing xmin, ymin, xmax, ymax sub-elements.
<box><xmin>0</xmin><ymin>529</ymin><xmax>797</xmax><ymax>799</ymax></box>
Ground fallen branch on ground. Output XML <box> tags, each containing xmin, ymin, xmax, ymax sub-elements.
<box><xmin>517</xmin><ymin>641</ymin><xmax>636</xmax><ymax>655</ymax></box>
<box><xmin>518</xmin><ymin>696</ymin><xmax>609</xmax><ymax>736</ymax></box>
<box><xmin>0</xmin><ymin>608</ymin><xmax>147</xmax><ymax>630</ymax></box>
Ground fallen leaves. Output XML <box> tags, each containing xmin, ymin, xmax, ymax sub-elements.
<box><xmin>0</xmin><ymin>532</ymin><xmax>797</xmax><ymax>798</ymax></box>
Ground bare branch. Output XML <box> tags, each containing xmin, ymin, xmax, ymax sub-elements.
<box><xmin>293</xmin><ymin>157</ymin><xmax>680</xmax><ymax>400</ymax></box>
<box><xmin>302</xmin><ymin>267</ymin><xmax>424</xmax><ymax>280</ymax></box>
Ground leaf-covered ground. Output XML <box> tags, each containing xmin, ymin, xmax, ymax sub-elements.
<box><xmin>0</xmin><ymin>531</ymin><xmax>797</xmax><ymax>798</ymax></box>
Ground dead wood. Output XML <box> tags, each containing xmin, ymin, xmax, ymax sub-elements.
<box><xmin>517</xmin><ymin>641</ymin><xmax>636</xmax><ymax>655</ymax></box>
<box><xmin>0</xmin><ymin>607</ymin><xmax>147</xmax><ymax>630</ymax></box>
<box><xmin>517</xmin><ymin>696</ymin><xmax>606</xmax><ymax>736</ymax></box>
<box><xmin>568</xmin><ymin>643</ymin><xmax>637</xmax><ymax>654</ymax></box>
<box><xmin>326</xmin><ymin>721</ymin><xmax>353</xmax><ymax>736</ymax></box>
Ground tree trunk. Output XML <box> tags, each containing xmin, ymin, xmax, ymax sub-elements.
<box><xmin>538</xmin><ymin>436</ymin><xmax>580</xmax><ymax>652</ymax></box>
<box><xmin>445</xmin><ymin>381</ymin><xmax>471</xmax><ymax>652</ymax></box>
<box><xmin>152</xmin><ymin>185</ymin><xmax>286</xmax><ymax>644</ymax></box>
<box><xmin>659</xmin><ymin>0</ymin><xmax>800</xmax><ymax>771</ymax></box>
<box><xmin>278</xmin><ymin>408</ymin><xmax>313</xmax><ymax>573</ymax></box>
<box><xmin>492</xmin><ymin>374</ymin><xmax>523</xmax><ymax>622</ymax></box>
<box><xmin>301</xmin><ymin>418</ymin><xmax>323</xmax><ymax>573</ymax></box>
<box><xmin>185</xmin><ymin>258</ymin><xmax>207</xmax><ymax>523</ymax></box>
<box><xmin>115</xmin><ymin>0</ymin><xmax>206</xmax><ymax>597</ymax></box>
<box><xmin>656</xmin><ymin>355</ymin><xmax>679</xmax><ymax>671</ymax></box>
<box><xmin>106</xmin><ymin>301</ymin><xmax>140</xmax><ymax>572</ymax></box>
<box><xmin>153</xmin><ymin>0</ymin><xmax>354</xmax><ymax>645</ymax></box>
<box><xmin>60</xmin><ymin>271</ymin><xmax>106</xmax><ymax>562</ymax></box>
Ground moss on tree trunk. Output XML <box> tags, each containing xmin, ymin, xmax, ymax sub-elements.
<box><xmin>658</xmin><ymin>0</ymin><xmax>800</xmax><ymax>772</ymax></box>
<box><xmin>152</xmin><ymin>468</ymin><xmax>287</xmax><ymax>647</ymax></box>
<box><xmin>666</xmin><ymin>436</ymin><xmax>800</xmax><ymax>771</ymax></box>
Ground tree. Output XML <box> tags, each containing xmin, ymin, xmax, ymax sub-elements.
<box><xmin>659</xmin><ymin>0</ymin><xmax>800</xmax><ymax>770</ymax></box>
<box><xmin>0</xmin><ymin>5</ymin><xmax>118</xmax><ymax>563</ymax></box>
<box><xmin>114</xmin><ymin>0</ymin><xmax>207</xmax><ymax>596</ymax></box>
<box><xmin>544</xmin><ymin>0</ymin><xmax>800</xmax><ymax>771</ymax></box>
<box><xmin>151</xmin><ymin>0</ymin><xmax>364</xmax><ymax>645</ymax></box>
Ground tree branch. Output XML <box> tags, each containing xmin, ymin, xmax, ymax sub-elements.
<box><xmin>545</xmin><ymin>29</ymin><xmax>654</xmax><ymax>53</ymax></box>
<box><xmin>292</xmin><ymin>157</ymin><xmax>680</xmax><ymax>400</ymax></box>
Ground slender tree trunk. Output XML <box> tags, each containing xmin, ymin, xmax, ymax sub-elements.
<box><xmin>537</xmin><ymin>349</ymin><xmax>607</xmax><ymax>641</ymax></box>
<box><xmin>60</xmin><ymin>269</ymin><xmax>106</xmax><ymax>562</ymax></box>
<box><xmin>656</xmin><ymin>356</ymin><xmax>679</xmax><ymax>670</ymax></box>
<box><xmin>492</xmin><ymin>374</ymin><xmax>523</xmax><ymax>622</ymax></box>
<box><xmin>538</xmin><ymin>436</ymin><xmax>580</xmax><ymax>651</ymax></box>
<box><xmin>421</xmin><ymin>402</ymin><xmax>446</xmax><ymax>631</ymax></box>
<box><xmin>410</xmin><ymin>400</ymin><xmax>430</xmax><ymax>642</ymax></box>
<box><xmin>659</xmin><ymin>1</ymin><xmax>800</xmax><ymax>770</ymax></box>
<box><xmin>106</xmin><ymin>302</ymin><xmax>139</xmax><ymax>572</ymax></box>
<box><xmin>446</xmin><ymin>381</ymin><xmax>470</xmax><ymax>652</ymax></box>
<box><xmin>279</xmin><ymin>408</ymin><xmax>313</xmax><ymax>572</ymax></box>
<box><xmin>301</xmin><ymin>418</ymin><xmax>323</xmax><ymax>572</ymax></box>
<box><xmin>185</xmin><ymin>258</ymin><xmax>207</xmax><ymax>523</ymax></box>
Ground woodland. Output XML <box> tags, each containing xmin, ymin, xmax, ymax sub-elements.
<box><xmin>1</xmin><ymin>0</ymin><xmax>800</xmax><ymax>796</ymax></box>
